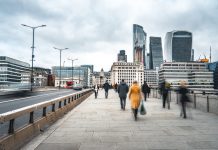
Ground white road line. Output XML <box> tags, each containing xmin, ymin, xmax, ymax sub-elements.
<box><xmin>0</xmin><ymin>90</ymin><xmax>73</xmax><ymax>104</ymax></box>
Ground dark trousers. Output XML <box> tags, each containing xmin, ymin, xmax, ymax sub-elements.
<box><xmin>119</xmin><ymin>97</ymin><xmax>126</xmax><ymax>110</ymax></box>
<box><xmin>132</xmin><ymin>108</ymin><xmax>138</xmax><ymax>120</ymax></box>
<box><xmin>105</xmin><ymin>91</ymin><xmax>108</xmax><ymax>98</ymax></box>
<box><xmin>163</xmin><ymin>93</ymin><xmax>168</xmax><ymax>108</ymax></box>
<box><xmin>95</xmin><ymin>91</ymin><xmax>98</xmax><ymax>98</ymax></box>
<box><xmin>181</xmin><ymin>102</ymin><xmax>187</xmax><ymax>118</ymax></box>
<box><xmin>143</xmin><ymin>92</ymin><xmax>147</xmax><ymax>101</ymax></box>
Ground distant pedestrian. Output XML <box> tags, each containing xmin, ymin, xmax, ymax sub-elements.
<box><xmin>147</xmin><ymin>85</ymin><xmax>151</xmax><ymax>98</ymax></box>
<box><xmin>160</xmin><ymin>80</ymin><xmax>170</xmax><ymax>109</ymax></box>
<box><xmin>118</xmin><ymin>79</ymin><xmax>129</xmax><ymax>110</ymax></box>
<box><xmin>129</xmin><ymin>80</ymin><xmax>142</xmax><ymax>121</ymax></box>
<box><xmin>141</xmin><ymin>81</ymin><xmax>149</xmax><ymax>101</ymax></box>
<box><xmin>94</xmin><ymin>84</ymin><xmax>99</xmax><ymax>99</ymax></box>
<box><xmin>179</xmin><ymin>81</ymin><xmax>190</xmax><ymax>119</ymax></box>
<box><xmin>103</xmin><ymin>80</ymin><xmax>110</xmax><ymax>98</ymax></box>
<box><xmin>114</xmin><ymin>83</ymin><xmax>118</xmax><ymax>92</ymax></box>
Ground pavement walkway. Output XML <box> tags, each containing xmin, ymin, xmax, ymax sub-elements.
<box><xmin>22</xmin><ymin>89</ymin><xmax>218</xmax><ymax>150</ymax></box>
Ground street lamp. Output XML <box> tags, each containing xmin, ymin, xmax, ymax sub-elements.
<box><xmin>21</xmin><ymin>24</ymin><xmax>46</xmax><ymax>91</ymax></box>
<box><xmin>53</xmin><ymin>47</ymin><xmax>68</xmax><ymax>90</ymax></box>
<box><xmin>68</xmin><ymin>58</ymin><xmax>78</xmax><ymax>86</ymax></box>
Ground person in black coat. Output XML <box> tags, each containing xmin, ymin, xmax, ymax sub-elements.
<box><xmin>118</xmin><ymin>79</ymin><xmax>129</xmax><ymax>110</ymax></box>
<box><xmin>142</xmin><ymin>81</ymin><xmax>149</xmax><ymax>101</ymax></box>
<box><xmin>178</xmin><ymin>81</ymin><xmax>190</xmax><ymax>119</ymax></box>
<box><xmin>103</xmin><ymin>80</ymin><xmax>110</xmax><ymax>99</ymax></box>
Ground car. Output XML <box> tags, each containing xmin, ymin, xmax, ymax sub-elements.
<box><xmin>73</xmin><ymin>84</ymin><xmax>83</xmax><ymax>90</ymax></box>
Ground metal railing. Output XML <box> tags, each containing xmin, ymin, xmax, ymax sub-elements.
<box><xmin>0</xmin><ymin>89</ymin><xmax>93</xmax><ymax>150</ymax></box>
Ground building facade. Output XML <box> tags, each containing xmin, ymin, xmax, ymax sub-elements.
<box><xmin>33</xmin><ymin>67</ymin><xmax>51</xmax><ymax>87</ymax></box>
<box><xmin>208</xmin><ymin>62</ymin><xmax>218</xmax><ymax>89</ymax></box>
<box><xmin>144</xmin><ymin>69</ymin><xmax>158</xmax><ymax>87</ymax></box>
<box><xmin>0</xmin><ymin>56</ymin><xmax>30</xmax><ymax>89</ymax></box>
<box><xmin>133</xmin><ymin>24</ymin><xmax>147</xmax><ymax>67</ymax></box>
<box><xmin>164</xmin><ymin>31</ymin><xmax>192</xmax><ymax>62</ymax></box>
<box><xmin>92</xmin><ymin>69</ymin><xmax>111</xmax><ymax>87</ymax></box>
<box><xmin>149</xmin><ymin>36</ymin><xmax>163</xmax><ymax>69</ymax></box>
<box><xmin>117</xmin><ymin>50</ymin><xmax>127</xmax><ymax>62</ymax></box>
<box><xmin>111</xmin><ymin>62</ymin><xmax>144</xmax><ymax>86</ymax></box>
<box><xmin>159</xmin><ymin>62</ymin><xmax>214</xmax><ymax>89</ymax></box>
<box><xmin>52</xmin><ymin>66</ymin><xmax>91</xmax><ymax>88</ymax></box>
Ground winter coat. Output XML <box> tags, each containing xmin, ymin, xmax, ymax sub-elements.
<box><xmin>118</xmin><ymin>82</ymin><xmax>129</xmax><ymax>98</ymax></box>
<box><xmin>128</xmin><ymin>83</ymin><xmax>142</xmax><ymax>109</ymax></box>
<box><xmin>142</xmin><ymin>83</ymin><xmax>149</xmax><ymax>94</ymax></box>
<box><xmin>103</xmin><ymin>82</ymin><xmax>110</xmax><ymax>92</ymax></box>
<box><xmin>179</xmin><ymin>87</ymin><xmax>190</xmax><ymax>103</ymax></box>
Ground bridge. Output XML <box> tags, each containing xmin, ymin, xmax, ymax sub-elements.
<box><xmin>17</xmin><ymin>89</ymin><xmax>218</xmax><ymax>150</ymax></box>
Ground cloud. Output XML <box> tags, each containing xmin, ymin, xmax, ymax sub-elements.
<box><xmin>0</xmin><ymin>0</ymin><xmax>218</xmax><ymax>71</ymax></box>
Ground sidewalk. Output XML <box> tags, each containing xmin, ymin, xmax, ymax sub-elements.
<box><xmin>22</xmin><ymin>89</ymin><xmax>218</xmax><ymax>150</ymax></box>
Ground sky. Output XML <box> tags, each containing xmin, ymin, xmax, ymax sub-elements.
<box><xmin>0</xmin><ymin>0</ymin><xmax>218</xmax><ymax>71</ymax></box>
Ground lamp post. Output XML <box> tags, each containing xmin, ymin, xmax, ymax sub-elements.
<box><xmin>21</xmin><ymin>24</ymin><xmax>46</xmax><ymax>91</ymax></box>
<box><xmin>53</xmin><ymin>47</ymin><xmax>68</xmax><ymax>90</ymax></box>
<box><xmin>68</xmin><ymin>58</ymin><xmax>78</xmax><ymax>86</ymax></box>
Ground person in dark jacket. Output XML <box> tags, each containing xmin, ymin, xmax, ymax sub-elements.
<box><xmin>147</xmin><ymin>85</ymin><xmax>151</xmax><ymax>98</ymax></box>
<box><xmin>160</xmin><ymin>80</ymin><xmax>170</xmax><ymax>109</ymax></box>
<box><xmin>141</xmin><ymin>81</ymin><xmax>149</xmax><ymax>101</ymax></box>
<box><xmin>103</xmin><ymin>80</ymin><xmax>110</xmax><ymax>98</ymax></box>
<box><xmin>118</xmin><ymin>79</ymin><xmax>129</xmax><ymax>110</ymax></box>
<box><xmin>178</xmin><ymin>81</ymin><xmax>190</xmax><ymax>119</ymax></box>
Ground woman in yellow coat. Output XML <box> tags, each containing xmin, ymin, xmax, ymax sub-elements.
<box><xmin>129</xmin><ymin>80</ymin><xmax>142</xmax><ymax>121</ymax></box>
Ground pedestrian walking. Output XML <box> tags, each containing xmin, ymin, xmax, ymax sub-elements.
<box><xmin>147</xmin><ymin>85</ymin><xmax>151</xmax><ymax>98</ymax></box>
<box><xmin>103</xmin><ymin>80</ymin><xmax>110</xmax><ymax>98</ymax></box>
<box><xmin>141</xmin><ymin>81</ymin><xmax>149</xmax><ymax>101</ymax></box>
<box><xmin>114</xmin><ymin>83</ymin><xmax>118</xmax><ymax>92</ymax></box>
<box><xmin>94</xmin><ymin>84</ymin><xmax>99</xmax><ymax>99</ymax></box>
<box><xmin>179</xmin><ymin>81</ymin><xmax>191</xmax><ymax>119</ymax></box>
<box><xmin>160</xmin><ymin>80</ymin><xmax>170</xmax><ymax>109</ymax></box>
<box><xmin>129</xmin><ymin>80</ymin><xmax>142</xmax><ymax>121</ymax></box>
<box><xmin>118</xmin><ymin>79</ymin><xmax>129</xmax><ymax>110</ymax></box>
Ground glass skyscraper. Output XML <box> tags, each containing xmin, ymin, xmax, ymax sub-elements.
<box><xmin>149</xmin><ymin>37</ymin><xmax>163</xmax><ymax>69</ymax></box>
<box><xmin>117</xmin><ymin>50</ymin><xmax>127</xmax><ymax>62</ymax></box>
<box><xmin>164</xmin><ymin>31</ymin><xmax>192</xmax><ymax>62</ymax></box>
<box><xmin>133</xmin><ymin>24</ymin><xmax>147</xmax><ymax>67</ymax></box>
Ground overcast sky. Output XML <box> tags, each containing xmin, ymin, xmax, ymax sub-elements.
<box><xmin>0</xmin><ymin>0</ymin><xmax>218</xmax><ymax>71</ymax></box>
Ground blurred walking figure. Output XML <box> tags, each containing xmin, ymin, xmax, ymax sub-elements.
<box><xmin>118</xmin><ymin>79</ymin><xmax>129</xmax><ymax>110</ymax></box>
<box><xmin>129</xmin><ymin>80</ymin><xmax>142</xmax><ymax>121</ymax></box>
<box><xmin>160</xmin><ymin>80</ymin><xmax>170</xmax><ymax>109</ymax></box>
<box><xmin>103</xmin><ymin>80</ymin><xmax>110</xmax><ymax>99</ymax></box>
<box><xmin>179</xmin><ymin>81</ymin><xmax>190</xmax><ymax>119</ymax></box>
<box><xmin>94</xmin><ymin>84</ymin><xmax>99</xmax><ymax>99</ymax></box>
<box><xmin>147</xmin><ymin>85</ymin><xmax>151</xmax><ymax>98</ymax></box>
<box><xmin>141</xmin><ymin>81</ymin><xmax>149</xmax><ymax>101</ymax></box>
<box><xmin>114</xmin><ymin>83</ymin><xmax>118</xmax><ymax>92</ymax></box>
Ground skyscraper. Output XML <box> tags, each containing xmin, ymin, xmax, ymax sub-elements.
<box><xmin>133</xmin><ymin>24</ymin><xmax>147</xmax><ymax>67</ymax></box>
<box><xmin>149</xmin><ymin>36</ymin><xmax>163</xmax><ymax>69</ymax></box>
<box><xmin>117</xmin><ymin>50</ymin><xmax>127</xmax><ymax>62</ymax></box>
<box><xmin>164</xmin><ymin>31</ymin><xmax>192</xmax><ymax>62</ymax></box>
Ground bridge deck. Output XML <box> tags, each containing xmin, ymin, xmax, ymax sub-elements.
<box><xmin>23</xmin><ymin>90</ymin><xmax>218</xmax><ymax>150</ymax></box>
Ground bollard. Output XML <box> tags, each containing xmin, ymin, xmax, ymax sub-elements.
<box><xmin>176</xmin><ymin>92</ymin><xmax>178</xmax><ymax>104</ymax></box>
<box><xmin>194</xmin><ymin>94</ymin><xmax>196</xmax><ymax>108</ymax></box>
<box><xmin>207</xmin><ymin>96</ymin><xmax>209</xmax><ymax>112</ymax></box>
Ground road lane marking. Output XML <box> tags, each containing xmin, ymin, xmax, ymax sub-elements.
<box><xmin>0</xmin><ymin>90</ymin><xmax>74</xmax><ymax>104</ymax></box>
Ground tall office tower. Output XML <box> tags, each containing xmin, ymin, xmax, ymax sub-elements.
<box><xmin>117</xmin><ymin>50</ymin><xmax>127</xmax><ymax>62</ymax></box>
<box><xmin>149</xmin><ymin>37</ymin><xmax>163</xmax><ymax>69</ymax></box>
<box><xmin>164</xmin><ymin>31</ymin><xmax>192</xmax><ymax>62</ymax></box>
<box><xmin>133</xmin><ymin>24</ymin><xmax>147</xmax><ymax>67</ymax></box>
<box><xmin>191</xmin><ymin>49</ymin><xmax>194</xmax><ymax>61</ymax></box>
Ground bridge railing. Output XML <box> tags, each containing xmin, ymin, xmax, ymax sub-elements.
<box><xmin>151</xmin><ymin>88</ymin><xmax>218</xmax><ymax>115</ymax></box>
<box><xmin>0</xmin><ymin>89</ymin><xmax>93</xmax><ymax>150</ymax></box>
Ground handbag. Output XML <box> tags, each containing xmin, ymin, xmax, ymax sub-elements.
<box><xmin>139</xmin><ymin>100</ymin><xmax>146</xmax><ymax>115</ymax></box>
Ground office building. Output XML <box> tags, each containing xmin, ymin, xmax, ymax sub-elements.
<box><xmin>164</xmin><ymin>31</ymin><xmax>192</xmax><ymax>62</ymax></box>
<box><xmin>208</xmin><ymin>62</ymin><xmax>218</xmax><ymax>89</ymax></box>
<box><xmin>159</xmin><ymin>62</ymin><xmax>214</xmax><ymax>89</ymax></box>
<box><xmin>52</xmin><ymin>66</ymin><xmax>91</xmax><ymax>87</ymax></box>
<box><xmin>133</xmin><ymin>24</ymin><xmax>147</xmax><ymax>67</ymax></box>
<box><xmin>92</xmin><ymin>69</ymin><xmax>111</xmax><ymax>87</ymax></box>
<box><xmin>0</xmin><ymin>56</ymin><xmax>30</xmax><ymax>88</ymax></box>
<box><xmin>149</xmin><ymin>36</ymin><xmax>163</xmax><ymax>69</ymax></box>
<box><xmin>111</xmin><ymin>62</ymin><xmax>144</xmax><ymax>86</ymax></box>
<box><xmin>144</xmin><ymin>69</ymin><xmax>158</xmax><ymax>87</ymax></box>
<box><xmin>117</xmin><ymin>50</ymin><xmax>127</xmax><ymax>62</ymax></box>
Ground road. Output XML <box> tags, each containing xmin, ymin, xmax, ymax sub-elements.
<box><xmin>0</xmin><ymin>89</ymin><xmax>78</xmax><ymax>114</ymax></box>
